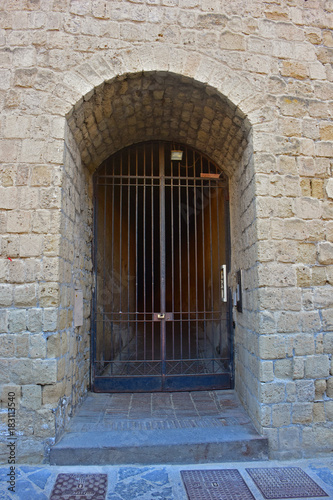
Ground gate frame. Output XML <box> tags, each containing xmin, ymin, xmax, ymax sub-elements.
<box><xmin>90</xmin><ymin>140</ymin><xmax>234</xmax><ymax>392</ymax></box>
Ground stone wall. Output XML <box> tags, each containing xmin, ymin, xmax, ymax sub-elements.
<box><xmin>0</xmin><ymin>0</ymin><xmax>333</xmax><ymax>462</ymax></box>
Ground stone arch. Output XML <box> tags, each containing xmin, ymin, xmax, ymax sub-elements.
<box><xmin>61</xmin><ymin>44</ymin><xmax>262</xmax><ymax>121</ymax></box>
<box><xmin>66</xmin><ymin>71</ymin><xmax>251</xmax><ymax>174</ymax></box>
<box><xmin>59</xmin><ymin>46</ymin><xmax>260</xmax><ymax>433</ymax></box>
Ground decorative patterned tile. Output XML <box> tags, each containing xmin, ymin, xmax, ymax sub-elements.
<box><xmin>181</xmin><ymin>469</ymin><xmax>255</xmax><ymax>500</ymax></box>
<box><xmin>246</xmin><ymin>467</ymin><xmax>328</xmax><ymax>499</ymax></box>
<box><xmin>50</xmin><ymin>473</ymin><xmax>107</xmax><ymax>500</ymax></box>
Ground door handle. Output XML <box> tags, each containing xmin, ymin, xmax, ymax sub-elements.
<box><xmin>221</xmin><ymin>265</ymin><xmax>227</xmax><ymax>302</ymax></box>
<box><xmin>157</xmin><ymin>313</ymin><xmax>165</xmax><ymax>319</ymax></box>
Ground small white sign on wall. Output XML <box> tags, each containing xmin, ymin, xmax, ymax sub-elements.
<box><xmin>74</xmin><ymin>289</ymin><xmax>83</xmax><ymax>327</ymax></box>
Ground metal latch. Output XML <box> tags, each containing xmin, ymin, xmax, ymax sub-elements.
<box><xmin>153</xmin><ymin>313</ymin><xmax>174</xmax><ymax>321</ymax></box>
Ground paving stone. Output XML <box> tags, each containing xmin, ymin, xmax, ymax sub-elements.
<box><xmin>118</xmin><ymin>467</ymin><xmax>151</xmax><ymax>481</ymax></box>
<box><xmin>27</xmin><ymin>469</ymin><xmax>52</xmax><ymax>489</ymax></box>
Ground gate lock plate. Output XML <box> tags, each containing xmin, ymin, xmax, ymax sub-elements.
<box><xmin>153</xmin><ymin>313</ymin><xmax>173</xmax><ymax>321</ymax></box>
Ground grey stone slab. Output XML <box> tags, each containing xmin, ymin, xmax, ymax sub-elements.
<box><xmin>50</xmin><ymin>391</ymin><xmax>269</xmax><ymax>466</ymax></box>
<box><xmin>50</xmin><ymin>426</ymin><xmax>268</xmax><ymax>466</ymax></box>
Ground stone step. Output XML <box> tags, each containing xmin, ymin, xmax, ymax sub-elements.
<box><xmin>50</xmin><ymin>424</ymin><xmax>268</xmax><ymax>466</ymax></box>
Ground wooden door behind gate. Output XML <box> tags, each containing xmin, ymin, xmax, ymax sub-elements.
<box><xmin>92</xmin><ymin>141</ymin><xmax>233</xmax><ymax>392</ymax></box>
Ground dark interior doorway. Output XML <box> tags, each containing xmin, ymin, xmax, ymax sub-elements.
<box><xmin>92</xmin><ymin>141</ymin><xmax>233</xmax><ymax>391</ymax></box>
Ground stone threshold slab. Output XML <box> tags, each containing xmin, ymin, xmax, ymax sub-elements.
<box><xmin>50</xmin><ymin>426</ymin><xmax>268</xmax><ymax>466</ymax></box>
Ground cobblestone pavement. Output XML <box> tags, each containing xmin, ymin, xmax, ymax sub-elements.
<box><xmin>1</xmin><ymin>458</ymin><xmax>333</xmax><ymax>499</ymax></box>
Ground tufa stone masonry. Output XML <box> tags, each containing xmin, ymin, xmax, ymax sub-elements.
<box><xmin>0</xmin><ymin>0</ymin><xmax>333</xmax><ymax>462</ymax></box>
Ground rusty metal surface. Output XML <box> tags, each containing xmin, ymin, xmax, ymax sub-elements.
<box><xmin>93</xmin><ymin>141</ymin><xmax>232</xmax><ymax>392</ymax></box>
<box><xmin>181</xmin><ymin>469</ymin><xmax>255</xmax><ymax>500</ymax></box>
<box><xmin>50</xmin><ymin>473</ymin><xmax>107</xmax><ymax>500</ymax></box>
<box><xmin>246</xmin><ymin>467</ymin><xmax>328</xmax><ymax>499</ymax></box>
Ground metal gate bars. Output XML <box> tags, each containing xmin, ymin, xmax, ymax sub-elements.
<box><xmin>92</xmin><ymin>141</ymin><xmax>233</xmax><ymax>392</ymax></box>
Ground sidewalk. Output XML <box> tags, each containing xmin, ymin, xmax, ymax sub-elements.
<box><xmin>1</xmin><ymin>457</ymin><xmax>333</xmax><ymax>499</ymax></box>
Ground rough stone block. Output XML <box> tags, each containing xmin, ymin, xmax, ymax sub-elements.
<box><xmin>33</xmin><ymin>408</ymin><xmax>56</xmax><ymax>438</ymax></box>
<box><xmin>322</xmin><ymin>309</ymin><xmax>333</xmax><ymax>331</ymax></box>
<box><xmin>260</xmin><ymin>382</ymin><xmax>286</xmax><ymax>404</ymax></box>
<box><xmin>313</xmin><ymin>402</ymin><xmax>326</xmax><ymax>422</ymax></box>
<box><xmin>32</xmin><ymin>360</ymin><xmax>57</xmax><ymax>385</ymax></box>
<box><xmin>318</xmin><ymin>242</ymin><xmax>333</xmax><ymax>264</ymax></box>
<box><xmin>274</xmin><ymin>359</ymin><xmax>293</xmax><ymax>379</ymax></box>
<box><xmin>30</xmin><ymin>333</ymin><xmax>47</xmax><ymax>359</ymax></box>
<box><xmin>19</xmin><ymin>235</ymin><xmax>43</xmax><ymax>258</ymax></box>
<box><xmin>7</xmin><ymin>211</ymin><xmax>31</xmax><ymax>233</ymax></box>
<box><xmin>0</xmin><ymin>284</ymin><xmax>13</xmax><ymax>306</ymax></box>
<box><xmin>259</xmin><ymin>335</ymin><xmax>286</xmax><ymax>360</ymax></box>
<box><xmin>39</xmin><ymin>283</ymin><xmax>60</xmax><ymax>307</ymax></box>
<box><xmin>46</xmin><ymin>333</ymin><xmax>61</xmax><ymax>358</ymax></box>
<box><xmin>14</xmin><ymin>284</ymin><xmax>37</xmax><ymax>307</ymax></box>
<box><xmin>0</xmin><ymin>334</ymin><xmax>15</xmax><ymax>357</ymax></box>
<box><xmin>325</xmin><ymin>401</ymin><xmax>333</xmax><ymax>421</ymax></box>
<box><xmin>21</xmin><ymin>384</ymin><xmax>42</xmax><ymax>410</ymax></box>
<box><xmin>315</xmin><ymin>379</ymin><xmax>327</xmax><ymax>400</ymax></box>
<box><xmin>292</xmin><ymin>402</ymin><xmax>313</xmax><ymax>424</ymax></box>
<box><xmin>16</xmin><ymin>438</ymin><xmax>44</xmax><ymax>464</ymax></box>
<box><xmin>42</xmin><ymin>381</ymin><xmax>65</xmax><ymax>405</ymax></box>
<box><xmin>259</xmin><ymin>361</ymin><xmax>274</xmax><ymax>382</ymax></box>
<box><xmin>272</xmin><ymin>403</ymin><xmax>291</xmax><ymax>427</ymax></box>
<box><xmin>296</xmin><ymin>380</ymin><xmax>315</xmax><ymax>402</ymax></box>
<box><xmin>43</xmin><ymin>308</ymin><xmax>58</xmax><ymax>332</ymax></box>
<box><xmin>327</xmin><ymin>377</ymin><xmax>333</xmax><ymax>398</ymax></box>
<box><xmin>31</xmin><ymin>165</ymin><xmax>52</xmax><ymax>186</ymax></box>
<box><xmin>279</xmin><ymin>426</ymin><xmax>300</xmax><ymax>450</ymax></box>
<box><xmin>57</xmin><ymin>356</ymin><xmax>66</xmax><ymax>381</ymax></box>
<box><xmin>27</xmin><ymin>308</ymin><xmax>43</xmax><ymax>333</ymax></box>
<box><xmin>305</xmin><ymin>355</ymin><xmax>330</xmax><ymax>379</ymax></box>
<box><xmin>8</xmin><ymin>309</ymin><xmax>26</xmax><ymax>333</ymax></box>
<box><xmin>326</xmin><ymin>178</ymin><xmax>333</xmax><ymax>199</ymax></box>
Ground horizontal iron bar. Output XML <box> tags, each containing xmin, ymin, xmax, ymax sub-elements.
<box><xmin>93</xmin><ymin>374</ymin><xmax>231</xmax><ymax>392</ymax></box>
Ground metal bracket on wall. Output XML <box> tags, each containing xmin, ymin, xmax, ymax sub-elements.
<box><xmin>221</xmin><ymin>265</ymin><xmax>227</xmax><ymax>302</ymax></box>
<box><xmin>236</xmin><ymin>270</ymin><xmax>243</xmax><ymax>313</ymax></box>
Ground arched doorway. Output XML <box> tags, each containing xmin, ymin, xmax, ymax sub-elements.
<box><xmin>92</xmin><ymin>141</ymin><xmax>232</xmax><ymax>392</ymax></box>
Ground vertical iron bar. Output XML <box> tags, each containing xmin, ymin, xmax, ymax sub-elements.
<box><xmin>111</xmin><ymin>156</ymin><xmax>115</xmax><ymax>371</ymax></box>
<box><xmin>119</xmin><ymin>153</ymin><xmax>123</xmax><ymax>360</ymax></box>
<box><xmin>143</xmin><ymin>145</ymin><xmax>147</xmax><ymax>362</ymax></box>
<box><xmin>193</xmin><ymin>151</ymin><xmax>199</xmax><ymax>361</ymax></box>
<box><xmin>92</xmin><ymin>175</ymin><xmax>98</xmax><ymax>384</ymax></box>
<box><xmin>201</xmin><ymin>155</ymin><xmax>207</xmax><ymax>359</ymax></box>
<box><xmin>151</xmin><ymin>145</ymin><xmax>155</xmax><ymax>361</ymax></box>
<box><xmin>171</xmin><ymin>147</ymin><xmax>175</xmax><ymax>360</ymax></box>
<box><xmin>159</xmin><ymin>143</ymin><xmax>166</xmax><ymax>383</ymax></box>
<box><xmin>127</xmin><ymin>149</ymin><xmax>131</xmax><ymax>367</ymax></box>
<box><xmin>208</xmin><ymin>169</ymin><xmax>214</xmax><ymax>359</ymax></box>
<box><xmin>225</xmin><ymin>188</ymin><xmax>233</xmax><ymax>385</ymax></box>
<box><xmin>135</xmin><ymin>147</ymin><xmax>138</xmax><ymax>360</ymax></box>
<box><xmin>215</xmin><ymin>162</ymin><xmax>222</xmax><ymax>372</ymax></box>
<box><xmin>178</xmin><ymin>155</ymin><xmax>183</xmax><ymax>365</ymax></box>
<box><xmin>186</xmin><ymin>147</ymin><xmax>191</xmax><ymax>359</ymax></box>
<box><xmin>103</xmin><ymin>163</ymin><xmax>106</xmax><ymax>366</ymax></box>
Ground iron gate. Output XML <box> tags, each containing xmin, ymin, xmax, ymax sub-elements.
<box><xmin>92</xmin><ymin>141</ymin><xmax>233</xmax><ymax>392</ymax></box>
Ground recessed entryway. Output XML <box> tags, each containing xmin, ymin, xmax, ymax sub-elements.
<box><xmin>50</xmin><ymin>391</ymin><xmax>268</xmax><ymax>465</ymax></box>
